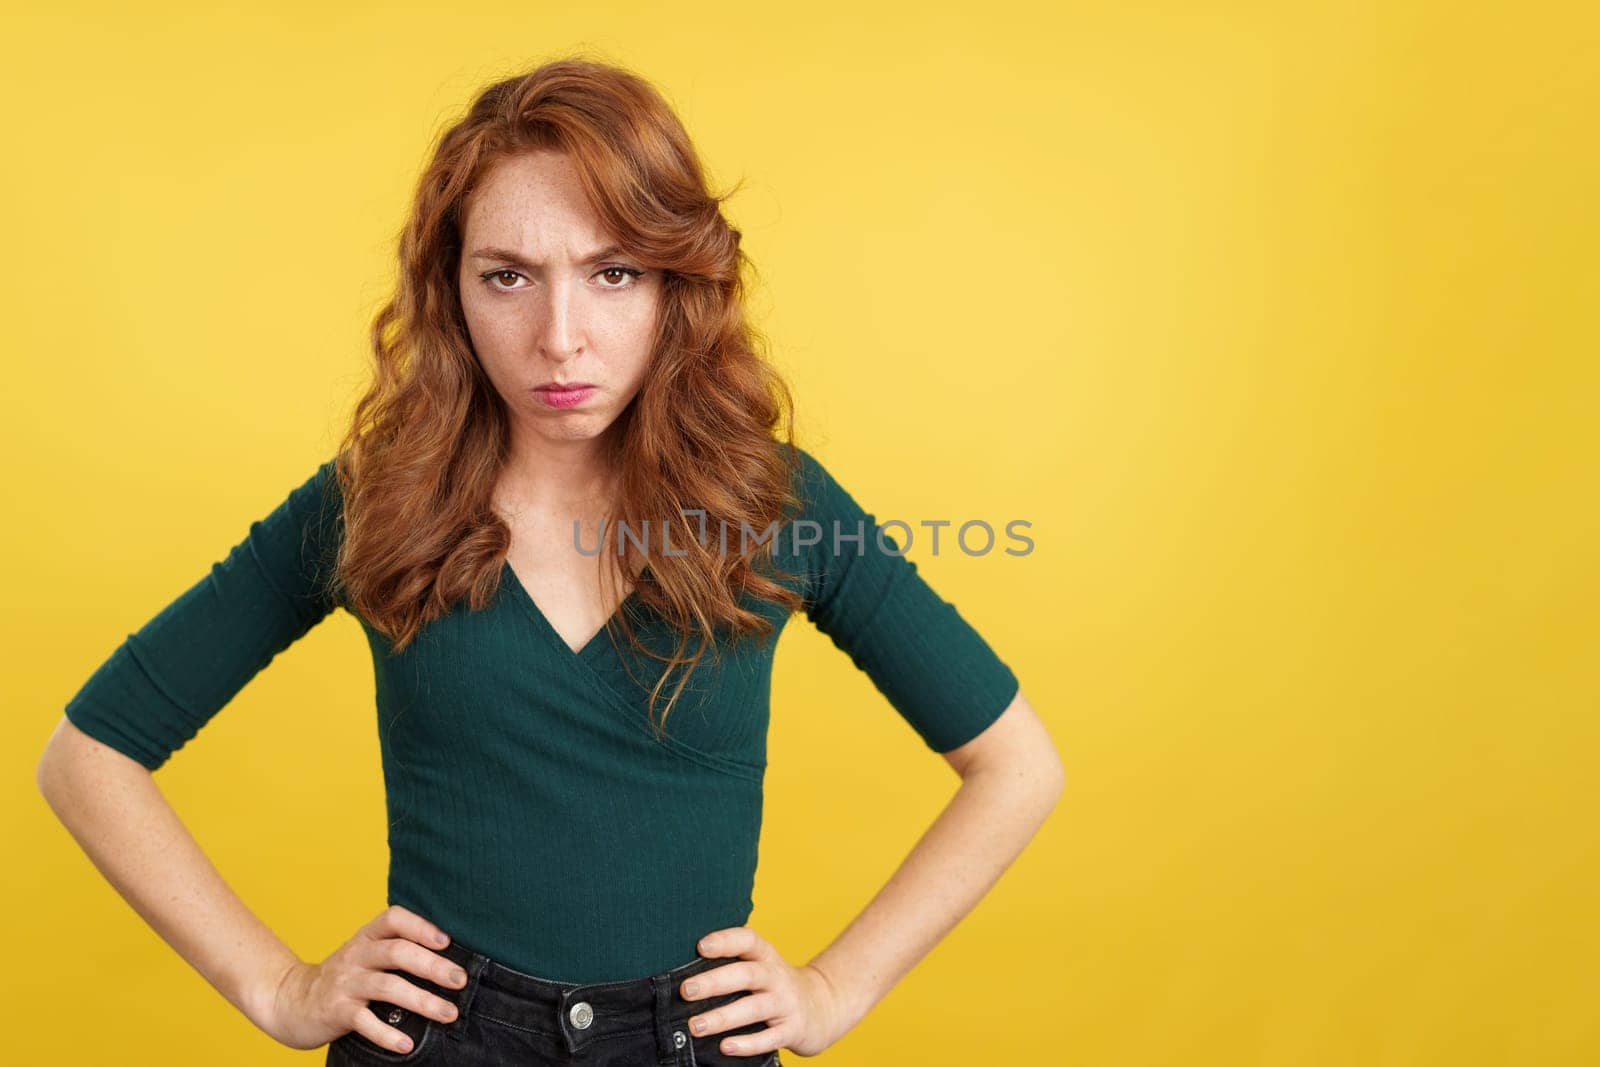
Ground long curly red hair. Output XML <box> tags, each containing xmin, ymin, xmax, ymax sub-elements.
<box><xmin>328</xmin><ymin>55</ymin><xmax>805</xmax><ymax>735</ymax></box>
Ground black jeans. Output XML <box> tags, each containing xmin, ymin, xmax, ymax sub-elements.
<box><xmin>324</xmin><ymin>935</ymin><xmax>783</xmax><ymax>1066</ymax></box>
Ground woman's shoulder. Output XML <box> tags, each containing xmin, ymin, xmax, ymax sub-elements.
<box><xmin>268</xmin><ymin>456</ymin><xmax>347</xmax><ymax>584</ymax></box>
<box><xmin>770</xmin><ymin>439</ymin><xmax>843</xmax><ymax>516</ymax></box>
<box><xmin>287</xmin><ymin>456</ymin><xmax>345</xmax><ymax>533</ymax></box>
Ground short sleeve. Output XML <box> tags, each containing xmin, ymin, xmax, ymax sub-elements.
<box><xmin>64</xmin><ymin>460</ymin><xmax>345</xmax><ymax>771</ymax></box>
<box><xmin>790</xmin><ymin>447</ymin><xmax>1019</xmax><ymax>753</ymax></box>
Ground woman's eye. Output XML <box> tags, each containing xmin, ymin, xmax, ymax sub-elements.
<box><xmin>597</xmin><ymin>267</ymin><xmax>644</xmax><ymax>288</ymax></box>
<box><xmin>482</xmin><ymin>270</ymin><xmax>524</xmax><ymax>290</ymax></box>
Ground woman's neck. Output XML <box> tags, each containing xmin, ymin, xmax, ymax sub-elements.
<box><xmin>498</xmin><ymin>431</ymin><xmax>619</xmax><ymax>514</ymax></box>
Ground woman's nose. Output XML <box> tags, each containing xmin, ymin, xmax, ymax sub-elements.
<box><xmin>537</xmin><ymin>283</ymin><xmax>583</xmax><ymax>360</ymax></box>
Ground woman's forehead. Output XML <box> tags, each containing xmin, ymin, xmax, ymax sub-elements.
<box><xmin>462</xmin><ymin>154</ymin><xmax>608</xmax><ymax>248</ymax></box>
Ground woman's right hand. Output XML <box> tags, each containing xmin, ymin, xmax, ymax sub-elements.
<box><xmin>259</xmin><ymin>904</ymin><xmax>470</xmax><ymax>1053</ymax></box>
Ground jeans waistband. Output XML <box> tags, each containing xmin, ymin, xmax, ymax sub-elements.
<box><xmin>429</xmin><ymin>936</ymin><xmax>736</xmax><ymax>1060</ymax></box>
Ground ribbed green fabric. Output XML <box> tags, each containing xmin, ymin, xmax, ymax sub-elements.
<box><xmin>64</xmin><ymin>446</ymin><xmax>1018</xmax><ymax>983</ymax></box>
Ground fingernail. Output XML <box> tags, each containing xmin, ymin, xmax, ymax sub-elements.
<box><xmin>453</xmin><ymin>968</ymin><xmax>467</xmax><ymax>984</ymax></box>
<box><xmin>684</xmin><ymin>981</ymin><xmax>699</xmax><ymax>996</ymax></box>
<box><xmin>398</xmin><ymin>1037</ymin><xmax>413</xmax><ymax>1052</ymax></box>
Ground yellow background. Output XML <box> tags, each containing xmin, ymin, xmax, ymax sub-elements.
<box><xmin>5</xmin><ymin>2</ymin><xmax>1596</xmax><ymax>1064</ymax></box>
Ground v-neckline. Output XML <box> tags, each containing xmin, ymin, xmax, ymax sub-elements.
<box><xmin>499</xmin><ymin>557</ymin><xmax>648</xmax><ymax>660</ymax></box>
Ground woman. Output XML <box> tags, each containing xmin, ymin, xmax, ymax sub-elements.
<box><xmin>38</xmin><ymin>57</ymin><xmax>1063</xmax><ymax>1065</ymax></box>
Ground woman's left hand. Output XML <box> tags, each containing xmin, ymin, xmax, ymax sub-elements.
<box><xmin>682</xmin><ymin>926</ymin><xmax>848</xmax><ymax>1059</ymax></box>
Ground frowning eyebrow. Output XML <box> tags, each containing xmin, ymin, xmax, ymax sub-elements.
<box><xmin>468</xmin><ymin>244</ymin><xmax>628</xmax><ymax>269</ymax></box>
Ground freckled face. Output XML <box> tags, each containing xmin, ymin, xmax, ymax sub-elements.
<box><xmin>457</xmin><ymin>149</ymin><xmax>661</xmax><ymax>446</ymax></box>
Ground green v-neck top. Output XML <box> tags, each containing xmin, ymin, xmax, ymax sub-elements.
<box><xmin>64</xmin><ymin>445</ymin><xmax>1019</xmax><ymax>984</ymax></box>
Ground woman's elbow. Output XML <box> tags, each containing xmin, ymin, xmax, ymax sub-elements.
<box><xmin>37</xmin><ymin>716</ymin><xmax>148</xmax><ymax>805</ymax></box>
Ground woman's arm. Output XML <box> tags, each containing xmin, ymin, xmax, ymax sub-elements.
<box><xmin>683</xmin><ymin>447</ymin><xmax>1058</xmax><ymax>1056</ymax></box>
<box><xmin>35</xmin><ymin>716</ymin><xmax>302</xmax><ymax>1032</ymax></box>
<box><xmin>37</xmin><ymin>461</ymin><xmax>467</xmax><ymax>1054</ymax></box>
<box><xmin>800</xmin><ymin>688</ymin><xmax>1064</xmax><ymax>1041</ymax></box>
<box><xmin>41</xmin><ymin>459</ymin><xmax>346</xmax><ymax>1021</ymax></box>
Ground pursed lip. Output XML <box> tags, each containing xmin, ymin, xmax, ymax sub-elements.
<box><xmin>535</xmin><ymin>382</ymin><xmax>596</xmax><ymax>391</ymax></box>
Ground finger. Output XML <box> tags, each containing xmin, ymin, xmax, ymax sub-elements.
<box><xmin>371</xmin><ymin>904</ymin><xmax>451</xmax><ymax>950</ymax></box>
<box><xmin>380</xmin><ymin>936</ymin><xmax>470</xmax><ymax>991</ymax></box>
<box><xmin>698</xmin><ymin>926</ymin><xmax>767</xmax><ymax>961</ymax></box>
<box><xmin>365</xmin><ymin>970</ymin><xmax>461</xmax><ymax>1025</ymax></box>
<box><xmin>349</xmin><ymin>1004</ymin><xmax>422</xmax><ymax>1056</ymax></box>
<box><xmin>715</xmin><ymin>1022</ymin><xmax>784</xmax><ymax>1059</ymax></box>
<box><xmin>687</xmin><ymin>990</ymin><xmax>779</xmax><ymax>1040</ymax></box>
<box><xmin>680</xmin><ymin>959</ymin><xmax>762</xmax><ymax>1001</ymax></box>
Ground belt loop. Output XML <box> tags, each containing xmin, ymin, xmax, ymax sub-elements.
<box><xmin>651</xmin><ymin>972</ymin><xmax>682</xmax><ymax>1065</ymax></box>
<box><xmin>444</xmin><ymin>950</ymin><xmax>489</xmax><ymax>1043</ymax></box>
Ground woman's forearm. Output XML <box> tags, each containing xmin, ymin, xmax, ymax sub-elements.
<box><xmin>802</xmin><ymin>756</ymin><xmax>1064</xmax><ymax>1037</ymax></box>
<box><xmin>35</xmin><ymin>716</ymin><xmax>302</xmax><ymax>1033</ymax></box>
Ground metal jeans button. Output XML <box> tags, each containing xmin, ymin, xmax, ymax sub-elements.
<box><xmin>569</xmin><ymin>1001</ymin><xmax>594</xmax><ymax>1029</ymax></box>
<box><xmin>673</xmin><ymin>1029</ymin><xmax>687</xmax><ymax>1048</ymax></box>
<box><xmin>387</xmin><ymin>1008</ymin><xmax>404</xmax><ymax>1025</ymax></box>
